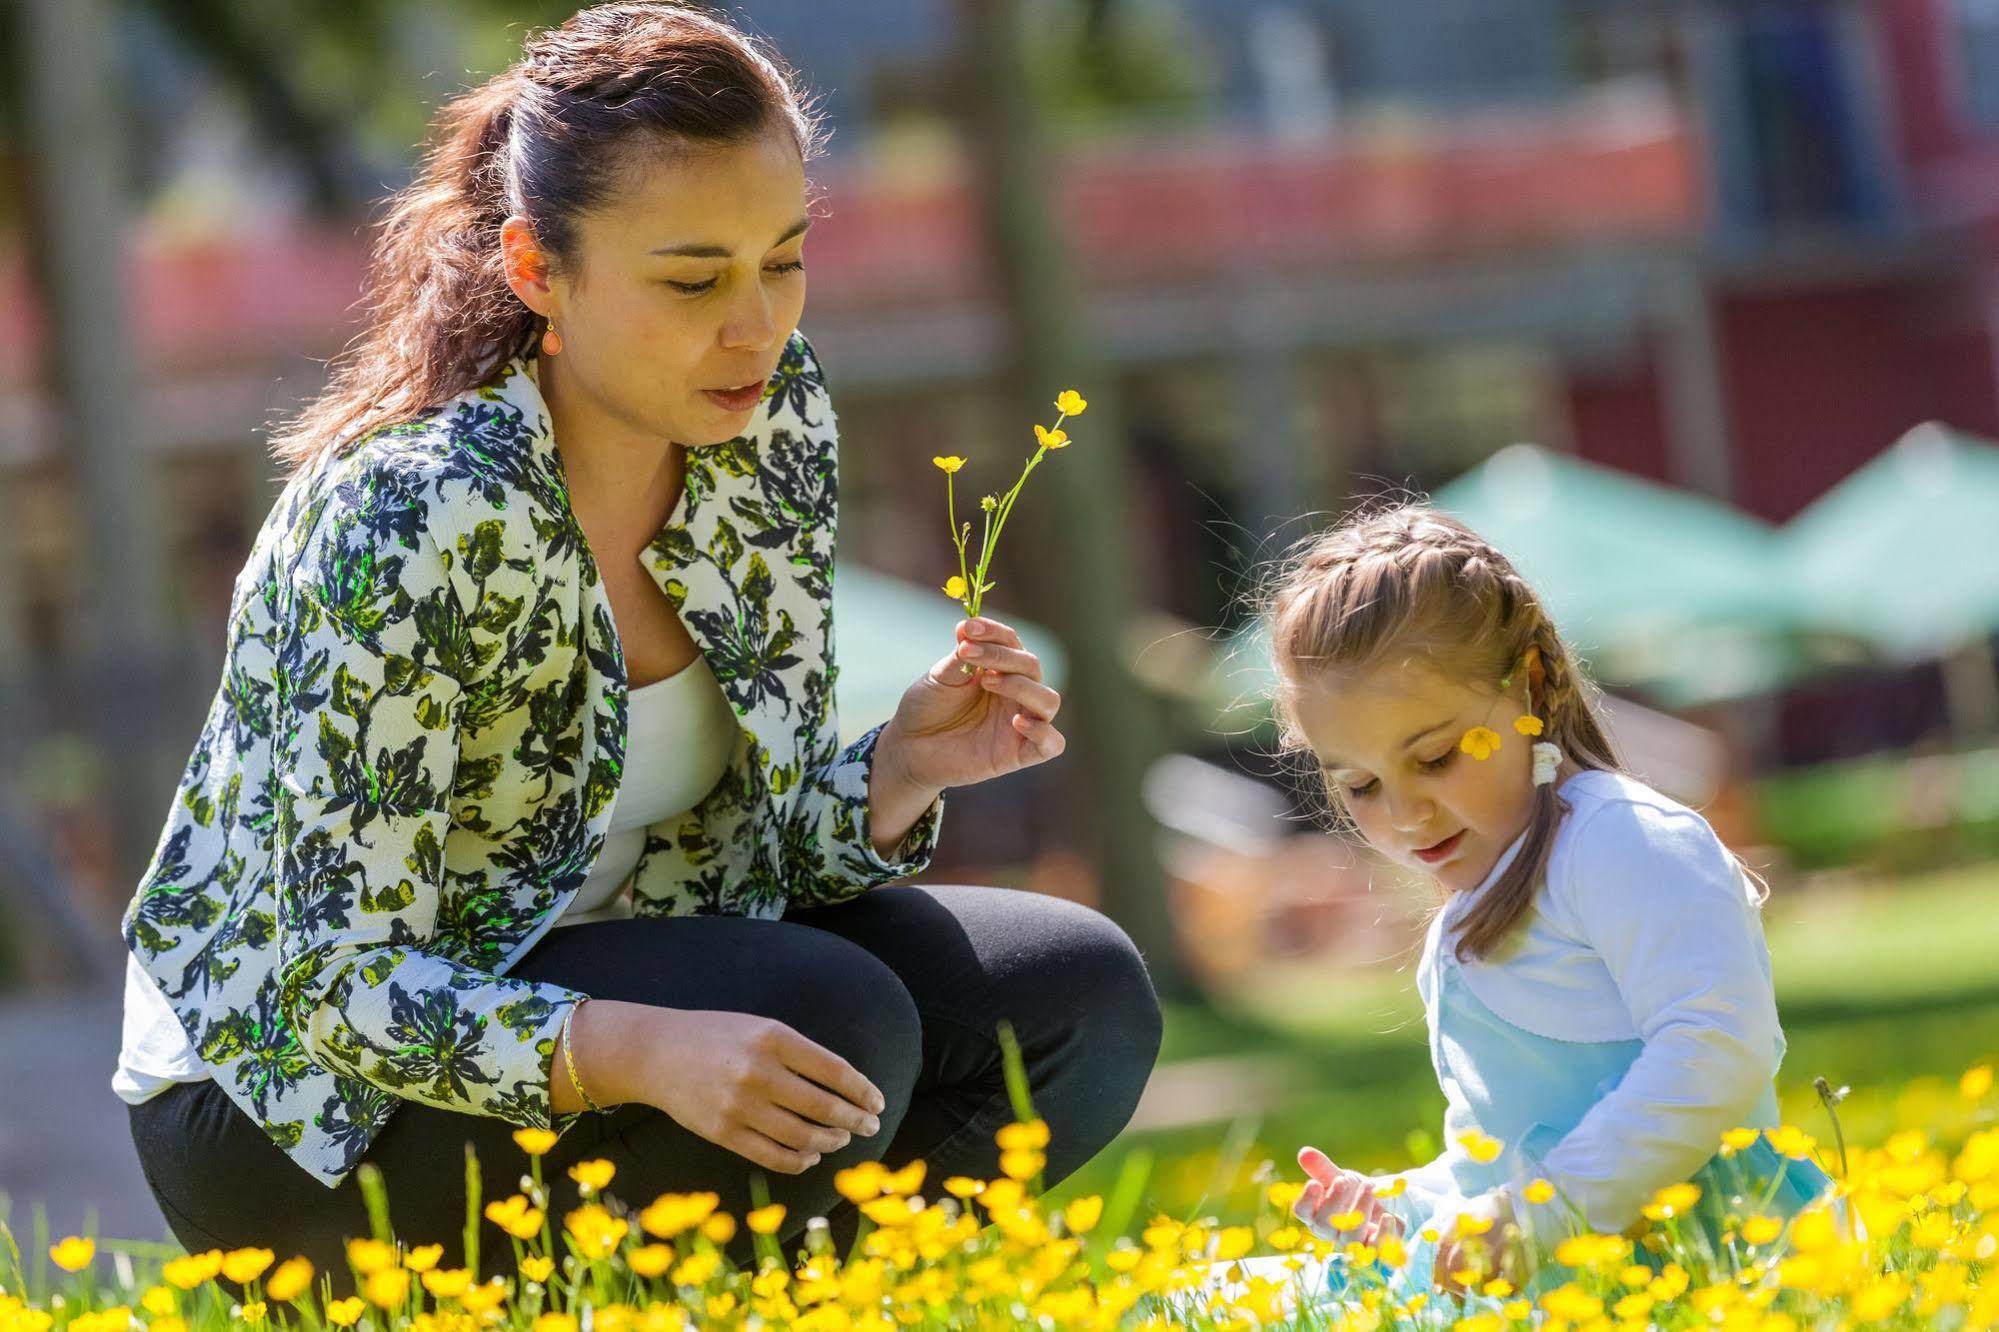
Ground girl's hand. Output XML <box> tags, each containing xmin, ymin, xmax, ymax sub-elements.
<box><xmin>1432</xmin><ymin>1190</ymin><xmax>1522</xmax><ymax>1294</ymax></box>
<box><xmin>1294</xmin><ymin>1146</ymin><xmax>1404</xmax><ymax>1244</ymax></box>
<box><xmin>880</xmin><ymin>617</ymin><xmax>1065</xmax><ymax>793</ymax></box>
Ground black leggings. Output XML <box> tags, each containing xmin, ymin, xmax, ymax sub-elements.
<box><xmin>126</xmin><ymin>885</ymin><xmax>1162</xmax><ymax>1290</ymax></box>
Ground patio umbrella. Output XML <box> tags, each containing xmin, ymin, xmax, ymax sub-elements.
<box><xmin>832</xmin><ymin>566</ymin><xmax>1068</xmax><ymax>743</ymax></box>
<box><xmin>1781</xmin><ymin>422</ymin><xmax>1999</xmax><ymax>659</ymax></box>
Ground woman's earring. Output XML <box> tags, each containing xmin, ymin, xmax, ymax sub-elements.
<box><xmin>542</xmin><ymin>319</ymin><xmax>563</xmax><ymax>356</ymax></box>
<box><xmin>1512</xmin><ymin>714</ymin><xmax>1543</xmax><ymax>737</ymax></box>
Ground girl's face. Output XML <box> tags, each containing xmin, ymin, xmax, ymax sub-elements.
<box><xmin>507</xmin><ymin>124</ymin><xmax>810</xmax><ymax>450</ymax></box>
<box><xmin>1288</xmin><ymin>657</ymin><xmax>1540</xmax><ymax>894</ymax></box>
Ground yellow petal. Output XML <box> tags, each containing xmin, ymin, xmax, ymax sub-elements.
<box><xmin>1054</xmin><ymin>390</ymin><xmax>1088</xmax><ymax>416</ymax></box>
<box><xmin>1033</xmin><ymin>424</ymin><xmax>1069</xmax><ymax>450</ymax></box>
<box><xmin>1512</xmin><ymin>714</ymin><xmax>1544</xmax><ymax>736</ymax></box>
<box><xmin>942</xmin><ymin>575</ymin><xmax>968</xmax><ymax>599</ymax></box>
<box><xmin>1459</xmin><ymin>726</ymin><xmax>1503</xmax><ymax>760</ymax></box>
<box><xmin>931</xmin><ymin>455</ymin><xmax>967</xmax><ymax>474</ymax></box>
<box><xmin>747</xmin><ymin>1204</ymin><xmax>787</xmax><ymax>1235</ymax></box>
<box><xmin>49</xmin><ymin>1237</ymin><xmax>95</xmax><ymax>1273</ymax></box>
<box><xmin>512</xmin><ymin>1127</ymin><xmax>558</xmax><ymax>1157</ymax></box>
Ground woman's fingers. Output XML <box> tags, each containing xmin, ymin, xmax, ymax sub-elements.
<box><xmin>1010</xmin><ymin>714</ymin><xmax>1066</xmax><ymax>762</ymax></box>
<box><xmin>769</xmin><ymin>1023</ymin><xmax>885</xmax><ymax>1117</ymax></box>
<box><xmin>954</xmin><ymin>640</ymin><xmax>1042</xmax><ymax>681</ymax></box>
<box><xmin>766</xmin><ymin>1067</ymin><xmax>883</xmax><ymax>1138</ymax></box>
<box><xmin>957</xmin><ymin>618</ymin><xmax>1024</xmax><ymax>651</ymax></box>
<box><xmin>744</xmin><ymin>1100</ymin><xmax>854</xmax><ymax>1158</ymax></box>
<box><xmin>979</xmin><ymin>670</ymin><xmax>1061</xmax><ymax>721</ymax></box>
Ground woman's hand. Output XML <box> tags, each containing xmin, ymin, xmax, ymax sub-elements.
<box><xmin>567</xmin><ymin>1000</ymin><xmax>887</xmax><ymax>1174</ymax></box>
<box><xmin>1432</xmin><ymin>1189</ymin><xmax>1523</xmax><ymax>1294</ymax></box>
<box><xmin>1293</xmin><ymin>1146</ymin><xmax>1404</xmax><ymax>1244</ymax></box>
<box><xmin>877</xmin><ymin>617</ymin><xmax>1066</xmax><ymax>794</ymax></box>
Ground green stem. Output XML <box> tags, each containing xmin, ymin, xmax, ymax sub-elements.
<box><xmin>947</xmin><ymin>471</ymin><xmax>969</xmax><ymax>605</ymax></box>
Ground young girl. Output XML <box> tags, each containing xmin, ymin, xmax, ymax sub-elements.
<box><xmin>1261</xmin><ymin>503</ymin><xmax>1829</xmax><ymax>1298</ymax></box>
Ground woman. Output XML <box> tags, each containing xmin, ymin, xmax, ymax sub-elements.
<box><xmin>115</xmin><ymin>2</ymin><xmax>1161</xmax><ymax>1283</ymax></box>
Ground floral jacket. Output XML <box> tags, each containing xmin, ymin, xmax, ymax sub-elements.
<box><xmin>119</xmin><ymin>331</ymin><xmax>943</xmax><ymax>1188</ymax></box>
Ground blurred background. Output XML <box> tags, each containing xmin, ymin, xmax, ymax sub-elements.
<box><xmin>4</xmin><ymin>0</ymin><xmax>1998</xmax><ymax>1248</ymax></box>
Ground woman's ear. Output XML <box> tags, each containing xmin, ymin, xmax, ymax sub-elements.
<box><xmin>500</xmin><ymin>216</ymin><xmax>556</xmax><ymax>315</ymax></box>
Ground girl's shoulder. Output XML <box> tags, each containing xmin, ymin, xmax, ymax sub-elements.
<box><xmin>1544</xmin><ymin>769</ymin><xmax>1752</xmax><ymax>922</ymax></box>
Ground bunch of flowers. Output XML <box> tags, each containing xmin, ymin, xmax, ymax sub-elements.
<box><xmin>7</xmin><ymin>1057</ymin><xmax>1999</xmax><ymax>1329</ymax></box>
<box><xmin>933</xmin><ymin>390</ymin><xmax>1086</xmax><ymax>617</ymax></box>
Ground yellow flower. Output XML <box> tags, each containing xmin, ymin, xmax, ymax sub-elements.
<box><xmin>1721</xmin><ymin>1127</ymin><xmax>1762</xmax><ymax>1152</ymax></box>
<box><xmin>628</xmin><ymin>1244</ymin><xmax>674</xmax><ymax>1278</ymax></box>
<box><xmin>219</xmin><ymin>1249</ymin><xmax>273</xmax><ymax>1285</ymax></box>
<box><xmin>567</xmin><ymin>1158</ymin><xmax>616</xmax><ymax>1192</ymax></box>
<box><xmin>701</xmin><ymin>1213</ymin><xmax>736</xmax><ymax>1245</ymax></box>
<box><xmin>1963</xmin><ymin>1064</ymin><xmax>1994</xmax><ymax>1101</ymax></box>
<box><xmin>932</xmin><ymin>455</ymin><xmax>967</xmax><ymax>474</ymax></box>
<box><xmin>324</xmin><ymin>1299</ymin><xmax>366</xmax><ymax>1329</ymax></box>
<box><xmin>143</xmin><ymin>1286</ymin><xmax>179</xmax><ymax>1316</ymax></box>
<box><xmin>265</xmin><ymin>1257</ymin><xmax>314</xmax><ymax>1303</ymax></box>
<box><xmin>746</xmin><ymin>1203</ymin><xmax>786</xmax><ymax>1236</ymax></box>
<box><xmin>565</xmin><ymin>1203</ymin><xmax>631</xmax><ymax>1259</ymax></box>
<box><xmin>533</xmin><ymin>1314</ymin><xmax>579</xmax><ymax>1332</ymax></box>
<box><xmin>1642</xmin><ymin>1181</ymin><xmax>1702</xmax><ymax>1220</ymax></box>
<box><xmin>639</xmin><ymin>1191</ymin><xmax>718</xmax><ymax>1239</ymax></box>
<box><xmin>420</xmin><ymin>1268</ymin><xmax>472</xmax><ymax>1300</ymax></box>
<box><xmin>1453</xmin><ymin>1212</ymin><xmax>1494</xmax><ymax>1239</ymax></box>
<box><xmin>401</xmin><ymin>1244</ymin><xmax>443</xmax><ymax>1274</ymax></box>
<box><xmin>345</xmin><ymin>1239</ymin><xmax>397</xmax><ymax>1276</ymax></box>
<box><xmin>1459</xmin><ymin>727</ymin><xmax>1503</xmax><ymax>761</ymax></box>
<box><xmin>835</xmin><ymin>1161</ymin><xmax>888</xmax><ymax>1204</ymax></box>
<box><xmin>1455</xmin><ymin>1129</ymin><xmax>1504</xmax><ymax>1164</ymax></box>
<box><xmin>236</xmin><ymin>1301</ymin><xmax>267</xmax><ymax>1324</ymax></box>
<box><xmin>163</xmin><ymin>1251</ymin><xmax>224</xmax><ymax>1290</ymax></box>
<box><xmin>49</xmin><ymin>1237</ymin><xmax>95</xmax><ymax>1273</ymax></box>
<box><xmin>702</xmin><ymin>1295</ymin><xmax>735</xmax><ymax>1322</ymax></box>
<box><xmin>1742</xmin><ymin>1215</ymin><xmax>1785</xmax><ymax>1245</ymax></box>
<box><xmin>996</xmin><ymin>1119</ymin><xmax>1051</xmax><ymax>1151</ymax></box>
<box><xmin>518</xmin><ymin>1255</ymin><xmax>554</xmax><ymax>1284</ymax></box>
<box><xmin>1521</xmin><ymin>1178</ymin><xmax>1555</xmax><ymax>1204</ymax></box>
<box><xmin>483</xmin><ymin>1194</ymin><xmax>544</xmax><ymax>1241</ymax></box>
<box><xmin>511</xmin><ymin>1127</ymin><xmax>559</xmax><ymax>1157</ymax></box>
<box><xmin>1512</xmin><ymin>715</ymin><xmax>1544</xmax><ymax>736</ymax></box>
<box><xmin>362</xmin><ymin>1269</ymin><xmax>409</xmax><ymax>1310</ymax></box>
<box><xmin>1054</xmin><ymin>390</ymin><xmax>1088</xmax><ymax>416</ymax></box>
<box><xmin>1032</xmin><ymin>424</ymin><xmax>1069</xmax><ymax>450</ymax></box>
<box><xmin>943</xmin><ymin>1177</ymin><xmax>984</xmax><ymax>1199</ymax></box>
<box><xmin>999</xmin><ymin>1148</ymin><xmax>1045</xmax><ymax>1181</ymax></box>
<box><xmin>460</xmin><ymin>1280</ymin><xmax>510</xmax><ymax>1315</ymax></box>
<box><xmin>942</xmin><ymin>575</ymin><xmax>968</xmax><ymax>600</ymax></box>
<box><xmin>883</xmin><ymin>1160</ymin><xmax>927</xmax><ymax>1196</ymax></box>
<box><xmin>1767</xmin><ymin>1125</ymin><xmax>1817</xmax><ymax>1159</ymax></box>
<box><xmin>153</xmin><ymin>1318</ymin><xmax>187</xmax><ymax>1332</ymax></box>
<box><xmin>1375</xmin><ymin>1176</ymin><xmax>1407</xmax><ymax>1198</ymax></box>
<box><xmin>1063</xmin><ymin>1196</ymin><xmax>1104</xmax><ymax>1234</ymax></box>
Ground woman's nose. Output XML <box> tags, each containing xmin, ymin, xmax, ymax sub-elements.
<box><xmin>721</xmin><ymin>283</ymin><xmax>776</xmax><ymax>351</ymax></box>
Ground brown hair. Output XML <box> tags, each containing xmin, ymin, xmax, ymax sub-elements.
<box><xmin>268</xmin><ymin>2</ymin><xmax>825</xmax><ymax>472</ymax></box>
<box><xmin>1262</xmin><ymin>502</ymin><xmax>1624</xmax><ymax>961</ymax></box>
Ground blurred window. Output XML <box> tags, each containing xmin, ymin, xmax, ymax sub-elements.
<box><xmin>1953</xmin><ymin>0</ymin><xmax>1999</xmax><ymax>129</ymax></box>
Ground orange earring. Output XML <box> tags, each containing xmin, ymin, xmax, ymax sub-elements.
<box><xmin>541</xmin><ymin>320</ymin><xmax>563</xmax><ymax>356</ymax></box>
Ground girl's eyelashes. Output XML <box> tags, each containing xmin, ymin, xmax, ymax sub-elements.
<box><xmin>662</xmin><ymin>260</ymin><xmax>806</xmax><ymax>295</ymax></box>
<box><xmin>1339</xmin><ymin>749</ymin><xmax>1456</xmax><ymax>800</ymax></box>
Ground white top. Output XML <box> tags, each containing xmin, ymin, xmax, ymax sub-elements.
<box><xmin>112</xmin><ymin>653</ymin><xmax>739</xmax><ymax>1104</ymax></box>
<box><xmin>1390</xmin><ymin>769</ymin><xmax>1782</xmax><ymax>1238</ymax></box>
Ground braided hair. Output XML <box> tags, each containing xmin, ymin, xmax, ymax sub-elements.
<box><xmin>1263</xmin><ymin>502</ymin><xmax>1623</xmax><ymax>961</ymax></box>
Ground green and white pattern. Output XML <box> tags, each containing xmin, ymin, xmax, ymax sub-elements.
<box><xmin>120</xmin><ymin>331</ymin><xmax>943</xmax><ymax>1187</ymax></box>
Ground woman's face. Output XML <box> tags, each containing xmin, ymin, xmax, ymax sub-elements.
<box><xmin>509</xmin><ymin>124</ymin><xmax>810</xmax><ymax>450</ymax></box>
<box><xmin>1286</xmin><ymin>658</ymin><xmax>1540</xmax><ymax>895</ymax></box>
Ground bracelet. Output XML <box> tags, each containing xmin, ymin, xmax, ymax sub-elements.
<box><xmin>560</xmin><ymin>1001</ymin><xmax>604</xmax><ymax>1114</ymax></box>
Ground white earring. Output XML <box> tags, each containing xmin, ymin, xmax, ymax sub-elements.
<box><xmin>1531</xmin><ymin>741</ymin><xmax>1564</xmax><ymax>787</ymax></box>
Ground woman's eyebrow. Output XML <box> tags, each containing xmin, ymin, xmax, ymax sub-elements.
<box><xmin>1319</xmin><ymin>718</ymin><xmax>1457</xmax><ymax>771</ymax></box>
<box><xmin>650</xmin><ymin>218</ymin><xmax>811</xmax><ymax>258</ymax></box>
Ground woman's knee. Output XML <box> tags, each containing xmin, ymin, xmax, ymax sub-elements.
<box><xmin>1020</xmin><ymin>896</ymin><xmax>1165</xmax><ymax>1062</ymax></box>
<box><xmin>759</xmin><ymin>928</ymin><xmax>925</xmax><ymax>1103</ymax></box>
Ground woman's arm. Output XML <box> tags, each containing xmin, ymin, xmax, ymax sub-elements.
<box><xmin>273</xmin><ymin>477</ymin><xmax>585</xmax><ymax>1130</ymax></box>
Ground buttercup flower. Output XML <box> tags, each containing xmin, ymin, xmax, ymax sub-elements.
<box><xmin>1460</xmin><ymin>726</ymin><xmax>1503</xmax><ymax>760</ymax></box>
<box><xmin>567</xmin><ymin>1158</ymin><xmax>616</xmax><ymax>1193</ymax></box>
<box><xmin>323</xmin><ymin>1299</ymin><xmax>365</xmax><ymax>1328</ymax></box>
<box><xmin>49</xmin><ymin>1237</ymin><xmax>94</xmax><ymax>1273</ymax></box>
<box><xmin>1054</xmin><ymin>390</ymin><xmax>1087</xmax><ymax>416</ymax></box>
<box><xmin>264</xmin><ymin>1257</ymin><xmax>314</xmax><ymax>1303</ymax></box>
<box><xmin>221</xmin><ymin>1249</ymin><xmax>274</xmax><ymax>1284</ymax></box>
<box><xmin>942</xmin><ymin>575</ymin><xmax>968</xmax><ymax>600</ymax></box>
<box><xmin>401</xmin><ymin>1244</ymin><xmax>443</xmax><ymax>1273</ymax></box>
<box><xmin>511</xmin><ymin>1127</ymin><xmax>558</xmax><ymax>1157</ymax></box>
<box><xmin>747</xmin><ymin>1204</ymin><xmax>786</xmax><ymax>1235</ymax></box>
<box><xmin>1513</xmin><ymin>714</ymin><xmax>1544</xmax><ymax>736</ymax></box>
<box><xmin>1032</xmin><ymin>425</ymin><xmax>1069</xmax><ymax>450</ymax></box>
<box><xmin>1456</xmin><ymin>1129</ymin><xmax>1504</xmax><ymax>1163</ymax></box>
<box><xmin>1522</xmin><ymin>1178</ymin><xmax>1556</xmax><ymax>1204</ymax></box>
<box><xmin>932</xmin><ymin>455</ymin><xmax>966</xmax><ymax>474</ymax></box>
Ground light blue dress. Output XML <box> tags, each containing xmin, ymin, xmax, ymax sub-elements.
<box><xmin>1323</xmin><ymin>771</ymin><xmax>1833</xmax><ymax>1300</ymax></box>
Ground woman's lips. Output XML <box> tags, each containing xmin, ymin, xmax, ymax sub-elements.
<box><xmin>703</xmin><ymin>380</ymin><xmax>767</xmax><ymax>413</ymax></box>
<box><xmin>1413</xmin><ymin>831</ymin><xmax>1464</xmax><ymax>865</ymax></box>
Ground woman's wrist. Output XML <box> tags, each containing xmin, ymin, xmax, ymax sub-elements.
<box><xmin>867</xmin><ymin>720</ymin><xmax>944</xmax><ymax>859</ymax></box>
<box><xmin>552</xmin><ymin>997</ymin><xmax>648</xmax><ymax>1114</ymax></box>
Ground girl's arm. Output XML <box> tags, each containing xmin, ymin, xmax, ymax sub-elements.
<box><xmin>1511</xmin><ymin>797</ymin><xmax>1781</xmax><ymax>1239</ymax></box>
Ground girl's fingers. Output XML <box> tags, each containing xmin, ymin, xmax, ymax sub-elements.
<box><xmin>1293</xmin><ymin>1180</ymin><xmax>1326</xmax><ymax>1225</ymax></box>
<box><xmin>1297</xmin><ymin>1146</ymin><xmax>1340</xmax><ymax>1188</ymax></box>
<box><xmin>955</xmin><ymin>640</ymin><xmax>1042</xmax><ymax>680</ymax></box>
<box><xmin>979</xmin><ymin>669</ymin><xmax>1060</xmax><ymax>719</ymax></box>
